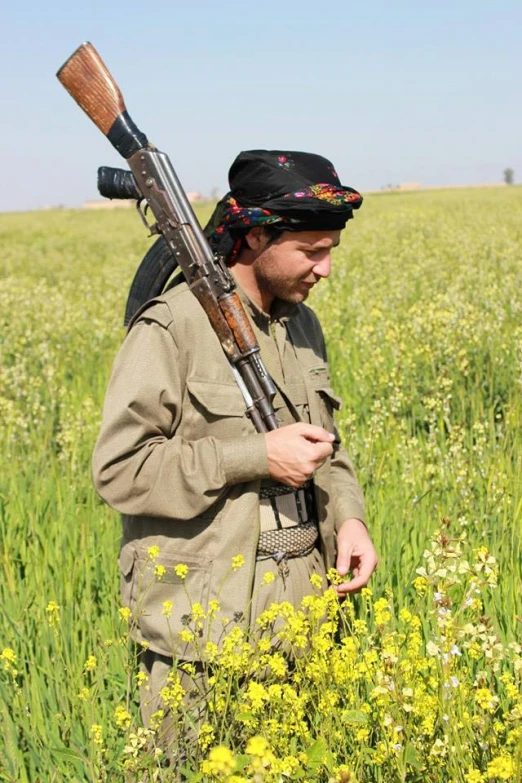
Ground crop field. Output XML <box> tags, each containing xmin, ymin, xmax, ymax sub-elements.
<box><xmin>1</xmin><ymin>187</ymin><xmax>521</xmax><ymax>782</ymax></box>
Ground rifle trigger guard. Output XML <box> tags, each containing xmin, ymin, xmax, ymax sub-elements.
<box><xmin>136</xmin><ymin>200</ymin><xmax>159</xmax><ymax>236</ymax></box>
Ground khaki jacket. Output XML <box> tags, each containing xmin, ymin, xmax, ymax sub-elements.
<box><xmin>92</xmin><ymin>282</ymin><xmax>365</xmax><ymax>658</ymax></box>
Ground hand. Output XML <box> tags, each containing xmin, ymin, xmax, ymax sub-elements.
<box><xmin>335</xmin><ymin>518</ymin><xmax>378</xmax><ymax>597</ymax></box>
<box><xmin>265</xmin><ymin>423</ymin><xmax>335</xmax><ymax>488</ymax></box>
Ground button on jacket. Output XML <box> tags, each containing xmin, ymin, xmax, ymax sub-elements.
<box><xmin>92</xmin><ymin>282</ymin><xmax>365</xmax><ymax>659</ymax></box>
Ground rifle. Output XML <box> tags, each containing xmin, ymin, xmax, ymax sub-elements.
<box><xmin>56</xmin><ymin>42</ymin><xmax>278</xmax><ymax>434</ymax></box>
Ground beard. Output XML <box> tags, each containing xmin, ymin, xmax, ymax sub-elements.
<box><xmin>253</xmin><ymin>253</ymin><xmax>312</xmax><ymax>306</ymax></box>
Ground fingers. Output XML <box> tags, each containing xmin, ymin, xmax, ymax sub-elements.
<box><xmin>335</xmin><ymin>552</ymin><xmax>379</xmax><ymax>596</ymax></box>
<box><xmin>335</xmin><ymin>519</ymin><xmax>379</xmax><ymax>596</ymax></box>
<box><xmin>335</xmin><ymin>573</ymin><xmax>367</xmax><ymax>596</ymax></box>
<box><xmin>312</xmin><ymin>440</ymin><xmax>334</xmax><ymax>462</ymax></box>
<box><xmin>336</xmin><ymin>541</ymin><xmax>354</xmax><ymax>578</ymax></box>
<box><xmin>294</xmin><ymin>423</ymin><xmax>335</xmax><ymax>443</ymax></box>
<box><xmin>264</xmin><ymin>423</ymin><xmax>335</xmax><ymax>486</ymax></box>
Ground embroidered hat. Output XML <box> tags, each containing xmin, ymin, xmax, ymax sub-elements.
<box><xmin>205</xmin><ymin>149</ymin><xmax>362</xmax><ymax>261</ymax></box>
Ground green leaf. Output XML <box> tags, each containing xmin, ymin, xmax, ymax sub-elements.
<box><xmin>306</xmin><ymin>737</ymin><xmax>327</xmax><ymax>768</ymax></box>
<box><xmin>342</xmin><ymin>709</ymin><xmax>369</xmax><ymax>724</ymax></box>
<box><xmin>404</xmin><ymin>743</ymin><xmax>425</xmax><ymax>771</ymax></box>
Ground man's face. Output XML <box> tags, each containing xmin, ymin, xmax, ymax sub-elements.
<box><xmin>251</xmin><ymin>229</ymin><xmax>341</xmax><ymax>306</ymax></box>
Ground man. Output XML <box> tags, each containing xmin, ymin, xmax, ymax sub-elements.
<box><xmin>92</xmin><ymin>149</ymin><xmax>378</xmax><ymax>747</ymax></box>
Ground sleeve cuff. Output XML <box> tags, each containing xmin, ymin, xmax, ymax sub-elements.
<box><xmin>334</xmin><ymin>501</ymin><xmax>367</xmax><ymax>533</ymax></box>
<box><xmin>220</xmin><ymin>434</ymin><xmax>270</xmax><ymax>485</ymax></box>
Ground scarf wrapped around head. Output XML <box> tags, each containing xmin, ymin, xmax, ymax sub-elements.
<box><xmin>204</xmin><ymin>150</ymin><xmax>363</xmax><ymax>262</ymax></box>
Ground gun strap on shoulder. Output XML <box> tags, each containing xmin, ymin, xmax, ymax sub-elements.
<box><xmin>124</xmin><ymin>236</ymin><xmax>185</xmax><ymax>326</ymax></box>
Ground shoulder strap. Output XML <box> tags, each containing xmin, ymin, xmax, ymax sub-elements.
<box><xmin>124</xmin><ymin>235</ymin><xmax>185</xmax><ymax>326</ymax></box>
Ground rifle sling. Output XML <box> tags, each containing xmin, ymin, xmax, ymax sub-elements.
<box><xmin>124</xmin><ymin>236</ymin><xmax>182</xmax><ymax>326</ymax></box>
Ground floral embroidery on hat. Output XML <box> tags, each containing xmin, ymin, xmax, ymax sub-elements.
<box><xmin>277</xmin><ymin>155</ymin><xmax>295</xmax><ymax>170</ymax></box>
<box><xmin>206</xmin><ymin>197</ymin><xmax>287</xmax><ymax>261</ymax></box>
<box><xmin>284</xmin><ymin>183</ymin><xmax>361</xmax><ymax>207</ymax></box>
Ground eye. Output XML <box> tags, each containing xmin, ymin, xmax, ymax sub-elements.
<box><xmin>306</xmin><ymin>249</ymin><xmax>328</xmax><ymax>261</ymax></box>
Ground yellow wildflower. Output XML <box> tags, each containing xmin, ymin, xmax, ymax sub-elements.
<box><xmin>198</xmin><ymin>722</ymin><xmax>215</xmax><ymax>751</ymax></box>
<box><xmin>333</xmin><ymin>764</ymin><xmax>356</xmax><ymax>782</ymax></box>
<box><xmin>46</xmin><ymin>600</ymin><xmax>60</xmax><ymax>626</ymax></box>
<box><xmin>245</xmin><ymin>681</ymin><xmax>269</xmax><ymax>710</ymax></box>
<box><xmin>1</xmin><ymin>648</ymin><xmax>17</xmax><ymax>672</ymax></box>
<box><xmin>246</xmin><ymin>735</ymin><xmax>270</xmax><ymax>756</ymax></box>
<box><xmin>486</xmin><ymin>756</ymin><xmax>515</xmax><ymax>780</ymax></box>
<box><xmin>201</xmin><ymin>745</ymin><xmax>235</xmax><ymax>776</ymax></box>
<box><xmin>208</xmin><ymin>599</ymin><xmax>220</xmax><ymax>617</ymax></box>
<box><xmin>191</xmin><ymin>602</ymin><xmax>206</xmax><ymax>624</ymax></box>
<box><xmin>159</xmin><ymin>671</ymin><xmax>185</xmax><ymax>711</ymax></box>
<box><xmin>162</xmin><ymin>600</ymin><xmax>173</xmax><ymax>617</ymax></box>
<box><xmin>114</xmin><ymin>705</ymin><xmax>131</xmax><ymax>729</ymax></box>
<box><xmin>90</xmin><ymin>724</ymin><xmax>103</xmax><ymax>746</ymax></box>
<box><xmin>150</xmin><ymin>709</ymin><xmax>164</xmax><ymax>730</ymax></box>
<box><xmin>464</xmin><ymin>771</ymin><xmax>483</xmax><ymax>783</ymax></box>
<box><xmin>174</xmin><ymin>563</ymin><xmax>189</xmax><ymax>579</ymax></box>
<box><xmin>413</xmin><ymin>575</ymin><xmax>429</xmax><ymax>594</ymax></box>
<box><xmin>262</xmin><ymin>571</ymin><xmax>276</xmax><ymax>585</ymax></box>
<box><xmin>204</xmin><ymin>641</ymin><xmax>219</xmax><ymax>662</ymax></box>
<box><xmin>326</xmin><ymin>567</ymin><xmax>343</xmax><ymax>585</ymax></box>
<box><xmin>310</xmin><ymin>573</ymin><xmax>323</xmax><ymax>590</ymax></box>
<box><xmin>147</xmin><ymin>545</ymin><xmax>159</xmax><ymax>560</ymax></box>
<box><xmin>353</xmin><ymin>619</ymin><xmax>368</xmax><ymax>635</ymax></box>
<box><xmin>231</xmin><ymin>554</ymin><xmax>246</xmax><ymax>570</ymax></box>
<box><xmin>155</xmin><ymin>564</ymin><xmax>166</xmax><ymax>579</ymax></box>
<box><xmin>373</xmin><ymin>597</ymin><xmax>391</xmax><ymax>626</ymax></box>
<box><xmin>475</xmin><ymin>687</ymin><xmax>497</xmax><ymax>712</ymax></box>
<box><xmin>118</xmin><ymin>606</ymin><xmax>131</xmax><ymax>621</ymax></box>
<box><xmin>83</xmin><ymin>655</ymin><xmax>97</xmax><ymax>672</ymax></box>
<box><xmin>246</xmin><ymin>735</ymin><xmax>276</xmax><ymax>771</ymax></box>
<box><xmin>268</xmin><ymin>653</ymin><xmax>286</xmax><ymax>677</ymax></box>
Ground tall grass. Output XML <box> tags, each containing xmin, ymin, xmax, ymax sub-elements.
<box><xmin>1</xmin><ymin>189</ymin><xmax>521</xmax><ymax>781</ymax></box>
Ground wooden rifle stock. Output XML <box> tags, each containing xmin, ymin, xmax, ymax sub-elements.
<box><xmin>57</xmin><ymin>43</ymin><xmax>125</xmax><ymax>137</ymax></box>
<box><xmin>57</xmin><ymin>43</ymin><xmax>148</xmax><ymax>159</ymax></box>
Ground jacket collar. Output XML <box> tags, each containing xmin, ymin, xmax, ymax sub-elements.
<box><xmin>235</xmin><ymin>284</ymin><xmax>298</xmax><ymax>327</ymax></box>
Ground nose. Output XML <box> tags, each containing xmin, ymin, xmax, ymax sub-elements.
<box><xmin>312</xmin><ymin>254</ymin><xmax>332</xmax><ymax>279</ymax></box>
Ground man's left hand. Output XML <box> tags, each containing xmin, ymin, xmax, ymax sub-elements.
<box><xmin>335</xmin><ymin>518</ymin><xmax>378</xmax><ymax>596</ymax></box>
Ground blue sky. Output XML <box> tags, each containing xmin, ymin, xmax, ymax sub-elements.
<box><xmin>1</xmin><ymin>0</ymin><xmax>520</xmax><ymax>212</ymax></box>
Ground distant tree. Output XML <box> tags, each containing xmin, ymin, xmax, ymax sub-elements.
<box><xmin>210</xmin><ymin>186</ymin><xmax>220</xmax><ymax>201</ymax></box>
<box><xmin>503</xmin><ymin>168</ymin><xmax>514</xmax><ymax>185</ymax></box>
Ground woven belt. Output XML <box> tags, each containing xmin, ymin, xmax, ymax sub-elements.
<box><xmin>257</xmin><ymin>480</ymin><xmax>318</xmax><ymax>562</ymax></box>
<box><xmin>259</xmin><ymin>479</ymin><xmax>314</xmax><ymax>500</ymax></box>
<box><xmin>256</xmin><ymin>521</ymin><xmax>318</xmax><ymax>561</ymax></box>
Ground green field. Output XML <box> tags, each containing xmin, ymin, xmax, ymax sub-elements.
<box><xmin>1</xmin><ymin>188</ymin><xmax>521</xmax><ymax>782</ymax></box>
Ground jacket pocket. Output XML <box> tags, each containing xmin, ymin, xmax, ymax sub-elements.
<box><xmin>121</xmin><ymin>546</ymin><xmax>213</xmax><ymax>658</ymax></box>
<box><xmin>305</xmin><ymin>365</ymin><xmax>342</xmax><ymax>431</ymax></box>
<box><xmin>315</xmin><ymin>386</ymin><xmax>342</xmax><ymax>431</ymax></box>
<box><xmin>184</xmin><ymin>376</ymin><xmax>251</xmax><ymax>439</ymax></box>
<box><xmin>316</xmin><ymin>386</ymin><xmax>343</xmax><ymax>411</ymax></box>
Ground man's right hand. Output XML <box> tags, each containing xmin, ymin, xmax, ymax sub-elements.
<box><xmin>264</xmin><ymin>423</ymin><xmax>335</xmax><ymax>487</ymax></box>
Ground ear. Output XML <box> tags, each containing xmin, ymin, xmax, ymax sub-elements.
<box><xmin>243</xmin><ymin>227</ymin><xmax>268</xmax><ymax>251</ymax></box>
